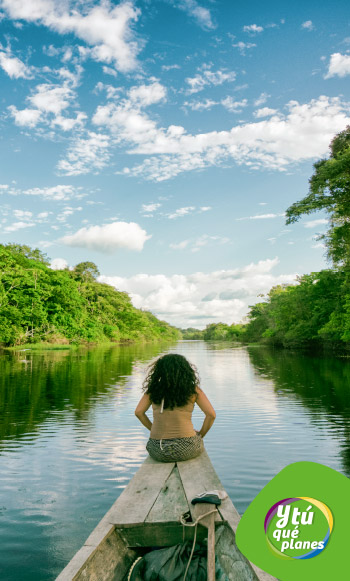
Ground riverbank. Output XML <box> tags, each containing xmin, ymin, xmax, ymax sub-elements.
<box><xmin>0</xmin><ymin>244</ymin><xmax>181</xmax><ymax>347</ymax></box>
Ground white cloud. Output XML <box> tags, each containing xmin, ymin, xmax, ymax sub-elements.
<box><xmin>13</xmin><ymin>209</ymin><xmax>32</xmax><ymax>219</ymax></box>
<box><xmin>173</xmin><ymin>0</ymin><xmax>215</xmax><ymax>30</ymax></box>
<box><xmin>232</xmin><ymin>41</ymin><xmax>256</xmax><ymax>55</ymax></box>
<box><xmin>8</xmin><ymin>106</ymin><xmax>42</xmax><ymax>127</ymax></box>
<box><xmin>301</xmin><ymin>20</ymin><xmax>314</xmax><ymax>31</ymax></box>
<box><xmin>116</xmin><ymin>95</ymin><xmax>350</xmax><ymax>181</ymax></box>
<box><xmin>141</xmin><ymin>203</ymin><xmax>161</xmax><ymax>213</ymax></box>
<box><xmin>186</xmin><ymin>66</ymin><xmax>236</xmax><ymax>94</ymax></box>
<box><xmin>304</xmin><ymin>218</ymin><xmax>328</xmax><ymax>228</ymax></box>
<box><xmin>51</xmin><ymin>257</ymin><xmax>68</xmax><ymax>270</ymax></box>
<box><xmin>128</xmin><ymin>82</ymin><xmax>166</xmax><ymax>106</ymax></box>
<box><xmin>22</xmin><ymin>185</ymin><xmax>81</xmax><ymax>201</ymax></box>
<box><xmin>325</xmin><ymin>53</ymin><xmax>350</xmax><ymax>78</ymax></box>
<box><xmin>102</xmin><ymin>66</ymin><xmax>118</xmax><ymax>77</ymax></box>
<box><xmin>9</xmin><ymin>71</ymin><xmax>86</xmax><ymax>132</ymax></box>
<box><xmin>237</xmin><ymin>213</ymin><xmax>285</xmax><ymax>221</ymax></box>
<box><xmin>29</xmin><ymin>83</ymin><xmax>73</xmax><ymax>114</ymax></box>
<box><xmin>254</xmin><ymin>107</ymin><xmax>278</xmax><ymax>118</ymax></box>
<box><xmin>171</xmin><ymin>234</ymin><xmax>229</xmax><ymax>253</ymax></box>
<box><xmin>184</xmin><ymin>98</ymin><xmax>217</xmax><ymax>111</ymax></box>
<box><xmin>57</xmin><ymin>132</ymin><xmax>111</xmax><ymax>175</ymax></box>
<box><xmin>170</xmin><ymin>240</ymin><xmax>190</xmax><ymax>250</ymax></box>
<box><xmin>254</xmin><ymin>92</ymin><xmax>270</xmax><ymax>106</ymax></box>
<box><xmin>167</xmin><ymin>206</ymin><xmax>195</xmax><ymax>219</ymax></box>
<box><xmin>0</xmin><ymin>48</ymin><xmax>33</xmax><ymax>78</ymax></box>
<box><xmin>243</xmin><ymin>24</ymin><xmax>263</xmax><ymax>34</ymax></box>
<box><xmin>60</xmin><ymin>221</ymin><xmax>151</xmax><ymax>253</ymax></box>
<box><xmin>1</xmin><ymin>0</ymin><xmax>141</xmax><ymax>72</ymax></box>
<box><xmin>184</xmin><ymin>97</ymin><xmax>247</xmax><ymax>113</ymax></box>
<box><xmin>162</xmin><ymin>64</ymin><xmax>181</xmax><ymax>71</ymax></box>
<box><xmin>221</xmin><ymin>97</ymin><xmax>248</xmax><ymax>112</ymax></box>
<box><xmin>4</xmin><ymin>220</ymin><xmax>35</xmax><ymax>232</ymax></box>
<box><xmin>98</xmin><ymin>258</ymin><xmax>298</xmax><ymax>328</ymax></box>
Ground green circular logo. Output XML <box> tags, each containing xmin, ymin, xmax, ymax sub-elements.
<box><xmin>264</xmin><ymin>497</ymin><xmax>333</xmax><ymax>560</ymax></box>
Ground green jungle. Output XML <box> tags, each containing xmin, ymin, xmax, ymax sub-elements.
<box><xmin>0</xmin><ymin>245</ymin><xmax>180</xmax><ymax>347</ymax></box>
<box><xmin>2</xmin><ymin>127</ymin><xmax>350</xmax><ymax>351</ymax></box>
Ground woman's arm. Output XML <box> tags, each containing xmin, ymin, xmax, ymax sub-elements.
<box><xmin>195</xmin><ymin>387</ymin><xmax>216</xmax><ymax>438</ymax></box>
<box><xmin>135</xmin><ymin>393</ymin><xmax>152</xmax><ymax>431</ymax></box>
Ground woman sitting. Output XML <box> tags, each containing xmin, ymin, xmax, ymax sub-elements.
<box><xmin>135</xmin><ymin>353</ymin><xmax>216</xmax><ymax>462</ymax></box>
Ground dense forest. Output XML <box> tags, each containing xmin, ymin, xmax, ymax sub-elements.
<box><xmin>182</xmin><ymin>323</ymin><xmax>245</xmax><ymax>341</ymax></box>
<box><xmin>0</xmin><ymin>244</ymin><xmax>180</xmax><ymax>347</ymax></box>
<box><xmin>184</xmin><ymin>127</ymin><xmax>350</xmax><ymax>351</ymax></box>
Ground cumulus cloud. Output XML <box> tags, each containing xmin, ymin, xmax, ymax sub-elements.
<box><xmin>57</xmin><ymin>132</ymin><xmax>111</xmax><ymax>175</ymax></box>
<box><xmin>325</xmin><ymin>53</ymin><xmax>350</xmax><ymax>78</ymax></box>
<box><xmin>8</xmin><ymin>69</ymin><xmax>86</xmax><ymax>132</ymax></box>
<box><xmin>128</xmin><ymin>82</ymin><xmax>167</xmax><ymax>106</ymax></box>
<box><xmin>114</xmin><ymin>95</ymin><xmax>350</xmax><ymax>181</ymax></box>
<box><xmin>0</xmin><ymin>48</ymin><xmax>33</xmax><ymax>78</ymax></box>
<box><xmin>60</xmin><ymin>221</ymin><xmax>151</xmax><ymax>253</ymax></box>
<box><xmin>254</xmin><ymin>107</ymin><xmax>278</xmax><ymax>118</ymax></box>
<box><xmin>1</xmin><ymin>0</ymin><xmax>141</xmax><ymax>72</ymax></box>
<box><xmin>99</xmin><ymin>258</ymin><xmax>298</xmax><ymax>328</ymax></box>
<box><xmin>8</xmin><ymin>106</ymin><xmax>42</xmax><ymax>127</ymax></box>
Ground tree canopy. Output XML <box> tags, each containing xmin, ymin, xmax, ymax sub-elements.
<box><xmin>286</xmin><ymin>125</ymin><xmax>350</xmax><ymax>266</ymax></box>
<box><xmin>0</xmin><ymin>244</ymin><xmax>180</xmax><ymax>347</ymax></box>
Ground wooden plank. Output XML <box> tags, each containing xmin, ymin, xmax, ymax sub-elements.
<box><xmin>177</xmin><ymin>450</ymin><xmax>224</xmax><ymax>523</ymax></box>
<box><xmin>56</xmin><ymin>529</ymin><xmax>136</xmax><ymax>581</ymax></box>
<box><xmin>107</xmin><ymin>456</ymin><xmax>175</xmax><ymax>527</ymax></box>
<box><xmin>145</xmin><ymin>466</ymin><xmax>189</xmax><ymax>523</ymax></box>
<box><xmin>177</xmin><ymin>451</ymin><xmax>277</xmax><ymax>581</ymax></box>
<box><xmin>118</xmin><ymin>523</ymin><xmax>207</xmax><ymax>547</ymax></box>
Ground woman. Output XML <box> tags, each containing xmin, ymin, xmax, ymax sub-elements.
<box><xmin>135</xmin><ymin>353</ymin><xmax>216</xmax><ymax>462</ymax></box>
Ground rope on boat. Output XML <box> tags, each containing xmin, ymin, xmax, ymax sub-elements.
<box><xmin>180</xmin><ymin>508</ymin><xmax>218</xmax><ymax>581</ymax></box>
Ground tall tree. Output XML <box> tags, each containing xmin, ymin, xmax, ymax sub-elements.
<box><xmin>73</xmin><ymin>261</ymin><xmax>100</xmax><ymax>282</ymax></box>
<box><xmin>285</xmin><ymin>126</ymin><xmax>350</xmax><ymax>267</ymax></box>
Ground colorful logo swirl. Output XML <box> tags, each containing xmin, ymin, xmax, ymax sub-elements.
<box><xmin>264</xmin><ymin>497</ymin><xmax>333</xmax><ymax>560</ymax></box>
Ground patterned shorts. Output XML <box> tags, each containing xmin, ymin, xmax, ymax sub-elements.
<box><xmin>146</xmin><ymin>435</ymin><xmax>204</xmax><ymax>462</ymax></box>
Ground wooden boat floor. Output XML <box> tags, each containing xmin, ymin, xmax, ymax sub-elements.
<box><xmin>56</xmin><ymin>451</ymin><xmax>276</xmax><ymax>581</ymax></box>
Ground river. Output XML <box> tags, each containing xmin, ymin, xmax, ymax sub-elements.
<box><xmin>1</xmin><ymin>340</ymin><xmax>350</xmax><ymax>580</ymax></box>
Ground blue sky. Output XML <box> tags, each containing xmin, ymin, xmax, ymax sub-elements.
<box><xmin>1</xmin><ymin>0</ymin><xmax>350</xmax><ymax>328</ymax></box>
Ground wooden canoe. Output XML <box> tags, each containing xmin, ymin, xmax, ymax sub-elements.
<box><xmin>56</xmin><ymin>450</ymin><xmax>276</xmax><ymax>580</ymax></box>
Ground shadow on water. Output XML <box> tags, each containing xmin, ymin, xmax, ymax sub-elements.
<box><xmin>0</xmin><ymin>342</ymin><xmax>175</xmax><ymax>448</ymax></box>
<box><xmin>247</xmin><ymin>345</ymin><xmax>350</xmax><ymax>476</ymax></box>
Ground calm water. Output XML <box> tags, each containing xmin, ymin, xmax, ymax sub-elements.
<box><xmin>1</xmin><ymin>341</ymin><xmax>350</xmax><ymax>580</ymax></box>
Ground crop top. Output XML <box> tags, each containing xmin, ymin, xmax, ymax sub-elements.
<box><xmin>150</xmin><ymin>396</ymin><xmax>197</xmax><ymax>439</ymax></box>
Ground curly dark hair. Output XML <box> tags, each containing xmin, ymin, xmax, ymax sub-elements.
<box><xmin>143</xmin><ymin>353</ymin><xmax>200</xmax><ymax>409</ymax></box>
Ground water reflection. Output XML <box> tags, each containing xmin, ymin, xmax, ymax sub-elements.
<box><xmin>0</xmin><ymin>343</ymin><xmax>171</xmax><ymax>448</ymax></box>
<box><xmin>247</xmin><ymin>346</ymin><xmax>350</xmax><ymax>475</ymax></box>
<box><xmin>1</xmin><ymin>341</ymin><xmax>350</xmax><ymax>581</ymax></box>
